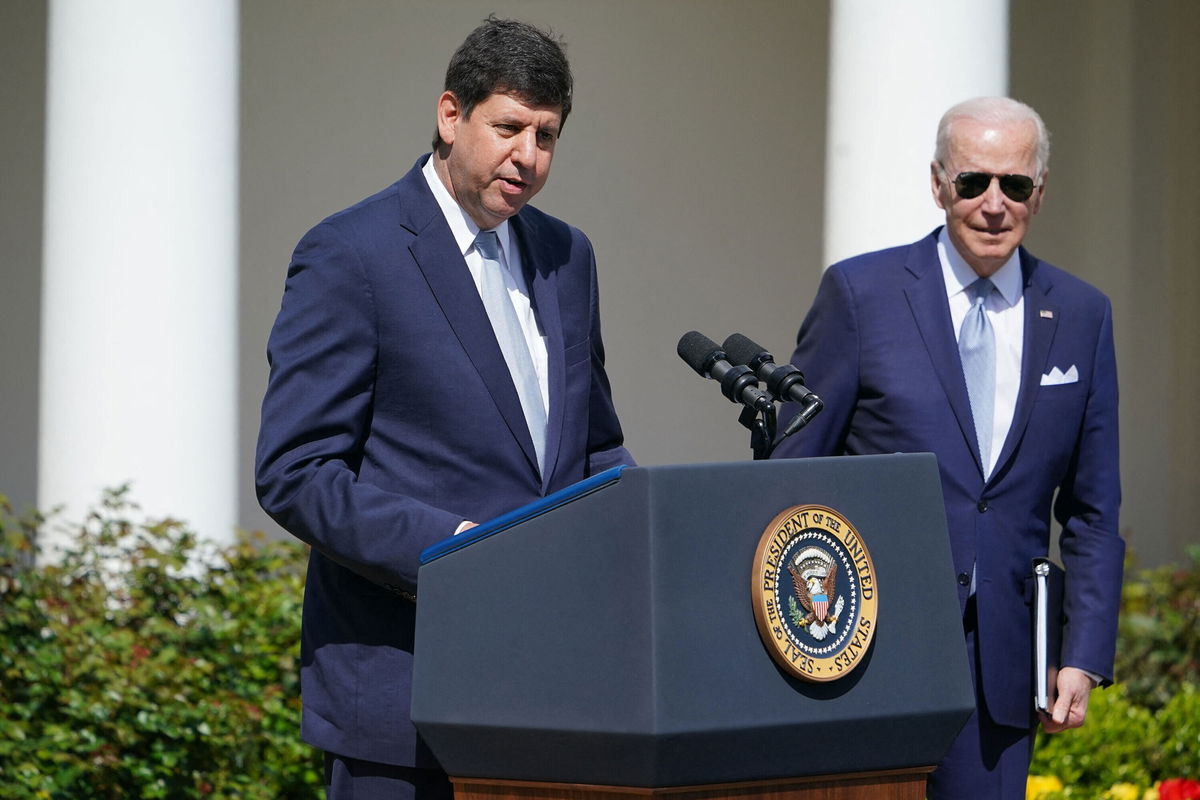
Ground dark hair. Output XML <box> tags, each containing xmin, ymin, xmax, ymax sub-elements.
<box><xmin>432</xmin><ymin>16</ymin><xmax>573</xmax><ymax>149</ymax></box>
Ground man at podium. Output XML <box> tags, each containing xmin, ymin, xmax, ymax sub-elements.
<box><xmin>773</xmin><ymin>97</ymin><xmax>1124</xmax><ymax>800</ymax></box>
<box><xmin>255</xmin><ymin>17</ymin><xmax>632</xmax><ymax>799</ymax></box>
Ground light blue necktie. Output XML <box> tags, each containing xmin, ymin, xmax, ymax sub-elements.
<box><xmin>960</xmin><ymin>277</ymin><xmax>997</xmax><ymax>474</ymax></box>
<box><xmin>474</xmin><ymin>230</ymin><xmax>546</xmax><ymax>473</ymax></box>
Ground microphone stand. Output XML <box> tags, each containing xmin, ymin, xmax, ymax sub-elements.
<box><xmin>739</xmin><ymin>401</ymin><xmax>777</xmax><ymax>461</ymax></box>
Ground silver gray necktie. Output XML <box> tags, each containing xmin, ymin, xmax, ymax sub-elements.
<box><xmin>474</xmin><ymin>230</ymin><xmax>546</xmax><ymax>473</ymax></box>
<box><xmin>960</xmin><ymin>277</ymin><xmax>997</xmax><ymax>474</ymax></box>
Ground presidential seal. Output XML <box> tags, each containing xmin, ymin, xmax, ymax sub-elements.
<box><xmin>751</xmin><ymin>505</ymin><xmax>879</xmax><ymax>682</ymax></box>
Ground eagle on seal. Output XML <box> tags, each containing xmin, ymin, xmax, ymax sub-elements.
<box><xmin>787</xmin><ymin>547</ymin><xmax>845</xmax><ymax>640</ymax></box>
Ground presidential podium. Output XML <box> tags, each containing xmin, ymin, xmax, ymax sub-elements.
<box><xmin>412</xmin><ymin>455</ymin><xmax>974</xmax><ymax>800</ymax></box>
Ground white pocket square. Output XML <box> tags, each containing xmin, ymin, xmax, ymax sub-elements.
<box><xmin>1040</xmin><ymin>365</ymin><xmax>1079</xmax><ymax>386</ymax></box>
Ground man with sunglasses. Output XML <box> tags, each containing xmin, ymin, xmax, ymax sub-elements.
<box><xmin>773</xmin><ymin>97</ymin><xmax>1123</xmax><ymax>800</ymax></box>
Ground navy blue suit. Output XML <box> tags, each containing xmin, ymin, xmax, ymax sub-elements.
<box><xmin>255</xmin><ymin>156</ymin><xmax>631</xmax><ymax>767</ymax></box>
<box><xmin>773</xmin><ymin>228</ymin><xmax>1123</xmax><ymax>734</ymax></box>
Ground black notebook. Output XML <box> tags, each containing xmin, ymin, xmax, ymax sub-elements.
<box><xmin>1032</xmin><ymin>557</ymin><xmax>1065</xmax><ymax>713</ymax></box>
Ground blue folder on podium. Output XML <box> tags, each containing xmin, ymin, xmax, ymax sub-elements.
<box><xmin>411</xmin><ymin>456</ymin><xmax>974</xmax><ymax>789</ymax></box>
<box><xmin>420</xmin><ymin>465</ymin><xmax>628</xmax><ymax>565</ymax></box>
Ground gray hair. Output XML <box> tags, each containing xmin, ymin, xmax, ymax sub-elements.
<box><xmin>934</xmin><ymin>96</ymin><xmax>1050</xmax><ymax>176</ymax></box>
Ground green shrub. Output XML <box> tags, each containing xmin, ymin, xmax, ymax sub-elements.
<box><xmin>1031</xmin><ymin>683</ymin><xmax>1156</xmax><ymax>791</ymax></box>
<box><xmin>1115</xmin><ymin>547</ymin><xmax>1200</xmax><ymax>711</ymax></box>
<box><xmin>1151</xmin><ymin>683</ymin><xmax>1200</xmax><ymax>781</ymax></box>
<box><xmin>0</xmin><ymin>488</ymin><xmax>321</xmax><ymax>799</ymax></box>
<box><xmin>1029</xmin><ymin>547</ymin><xmax>1200</xmax><ymax>796</ymax></box>
<box><xmin>1031</xmin><ymin>684</ymin><xmax>1200</xmax><ymax>796</ymax></box>
<box><xmin>3</xmin><ymin>490</ymin><xmax>1196</xmax><ymax>798</ymax></box>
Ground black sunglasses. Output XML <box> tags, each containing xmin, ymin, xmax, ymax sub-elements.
<box><xmin>944</xmin><ymin>167</ymin><xmax>1039</xmax><ymax>202</ymax></box>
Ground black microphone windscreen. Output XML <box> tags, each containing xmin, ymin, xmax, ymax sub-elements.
<box><xmin>677</xmin><ymin>331</ymin><xmax>722</xmax><ymax>376</ymax></box>
<box><xmin>722</xmin><ymin>333</ymin><xmax>770</xmax><ymax>367</ymax></box>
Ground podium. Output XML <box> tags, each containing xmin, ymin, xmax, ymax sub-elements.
<box><xmin>412</xmin><ymin>455</ymin><xmax>973</xmax><ymax>799</ymax></box>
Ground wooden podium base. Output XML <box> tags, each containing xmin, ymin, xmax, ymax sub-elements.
<box><xmin>452</xmin><ymin>767</ymin><xmax>934</xmax><ymax>800</ymax></box>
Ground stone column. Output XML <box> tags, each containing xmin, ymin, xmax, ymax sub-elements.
<box><xmin>824</xmin><ymin>0</ymin><xmax>1008</xmax><ymax>266</ymax></box>
<box><xmin>39</xmin><ymin>0</ymin><xmax>238</xmax><ymax>551</ymax></box>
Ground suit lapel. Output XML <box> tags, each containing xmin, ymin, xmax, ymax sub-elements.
<box><xmin>398</xmin><ymin>164</ymin><xmax>541</xmax><ymax>475</ymax></box>
<box><xmin>512</xmin><ymin>212</ymin><xmax>564</xmax><ymax>490</ymax></box>
<box><xmin>902</xmin><ymin>233</ymin><xmax>985</xmax><ymax>475</ymax></box>
<box><xmin>990</xmin><ymin>249</ymin><xmax>1058</xmax><ymax>481</ymax></box>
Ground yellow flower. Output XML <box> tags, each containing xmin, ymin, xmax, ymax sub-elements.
<box><xmin>1104</xmin><ymin>784</ymin><xmax>1142</xmax><ymax>800</ymax></box>
<box><xmin>1144</xmin><ymin>784</ymin><xmax>1163</xmax><ymax>800</ymax></box>
<box><xmin>1028</xmin><ymin>774</ymin><xmax>1065</xmax><ymax>800</ymax></box>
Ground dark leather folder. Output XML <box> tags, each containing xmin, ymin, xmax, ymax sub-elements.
<box><xmin>1032</xmin><ymin>556</ymin><xmax>1065</xmax><ymax>713</ymax></box>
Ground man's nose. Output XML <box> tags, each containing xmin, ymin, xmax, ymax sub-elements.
<box><xmin>509</xmin><ymin>130</ymin><xmax>537</xmax><ymax>167</ymax></box>
<box><xmin>980</xmin><ymin>178</ymin><xmax>1007</xmax><ymax>212</ymax></box>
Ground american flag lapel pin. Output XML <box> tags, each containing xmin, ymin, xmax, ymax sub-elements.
<box><xmin>1040</xmin><ymin>309</ymin><xmax>1054</xmax><ymax>319</ymax></box>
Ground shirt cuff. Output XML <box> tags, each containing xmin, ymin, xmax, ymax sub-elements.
<box><xmin>1065</xmin><ymin>666</ymin><xmax>1103</xmax><ymax>687</ymax></box>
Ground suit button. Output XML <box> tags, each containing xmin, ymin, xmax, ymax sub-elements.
<box><xmin>977</xmin><ymin>500</ymin><xmax>989</xmax><ymax>512</ymax></box>
<box><xmin>958</xmin><ymin>573</ymin><xmax>971</xmax><ymax>586</ymax></box>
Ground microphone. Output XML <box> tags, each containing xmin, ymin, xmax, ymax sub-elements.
<box><xmin>722</xmin><ymin>333</ymin><xmax>823</xmax><ymax>436</ymax></box>
<box><xmin>722</xmin><ymin>333</ymin><xmax>818</xmax><ymax>404</ymax></box>
<box><xmin>677</xmin><ymin>331</ymin><xmax>774</xmax><ymax>413</ymax></box>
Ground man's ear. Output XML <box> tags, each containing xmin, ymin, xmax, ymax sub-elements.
<box><xmin>930</xmin><ymin>161</ymin><xmax>948</xmax><ymax>210</ymax></box>
<box><xmin>436</xmin><ymin>91</ymin><xmax>461</xmax><ymax>146</ymax></box>
<box><xmin>1030</xmin><ymin>170</ymin><xmax>1048</xmax><ymax>215</ymax></box>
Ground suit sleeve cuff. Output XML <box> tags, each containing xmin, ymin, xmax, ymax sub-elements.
<box><xmin>1065</xmin><ymin>666</ymin><xmax>1104</xmax><ymax>687</ymax></box>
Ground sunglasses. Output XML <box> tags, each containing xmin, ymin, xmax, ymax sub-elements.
<box><xmin>942</xmin><ymin>166</ymin><xmax>1039</xmax><ymax>202</ymax></box>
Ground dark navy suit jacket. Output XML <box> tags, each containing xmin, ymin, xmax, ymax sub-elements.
<box><xmin>255</xmin><ymin>156</ymin><xmax>631</xmax><ymax>766</ymax></box>
<box><xmin>773</xmin><ymin>229</ymin><xmax>1123</xmax><ymax>728</ymax></box>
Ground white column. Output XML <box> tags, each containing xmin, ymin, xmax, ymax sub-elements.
<box><xmin>40</xmin><ymin>0</ymin><xmax>238</xmax><ymax>551</ymax></box>
<box><xmin>825</xmin><ymin>0</ymin><xmax>1008</xmax><ymax>267</ymax></box>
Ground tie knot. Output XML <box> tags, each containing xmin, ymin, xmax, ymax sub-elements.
<box><xmin>475</xmin><ymin>230</ymin><xmax>501</xmax><ymax>261</ymax></box>
<box><xmin>969</xmin><ymin>278</ymin><xmax>995</xmax><ymax>306</ymax></box>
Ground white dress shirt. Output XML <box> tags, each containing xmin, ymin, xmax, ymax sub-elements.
<box><xmin>938</xmin><ymin>228</ymin><xmax>1024</xmax><ymax>479</ymax></box>
<box><xmin>422</xmin><ymin>156</ymin><xmax>550</xmax><ymax>419</ymax></box>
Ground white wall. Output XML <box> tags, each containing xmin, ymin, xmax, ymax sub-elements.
<box><xmin>237</xmin><ymin>0</ymin><xmax>831</xmax><ymax>535</ymax></box>
<box><xmin>1010</xmin><ymin>0</ymin><xmax>1200</xmax><ymax>565</ymax></box>
<box><xmin>0</xmin><ymin>1</ymin><xmax>46</xmax><ymax>518</ymax></box>
<box><xmin>2</xmin><ymin>0</ymin><xmax>1196</xmax><ymax>564</ymax></box>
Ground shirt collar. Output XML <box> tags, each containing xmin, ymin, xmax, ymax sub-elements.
<box><xmin>937</xmin><ymin>227</ymin><xmax>1023</xmax><ymax>307</ymax></box>
<box><xmin>421</xmin><ymin>154</ymin><xmax>514</xmax><ymax>259</ymax></box>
